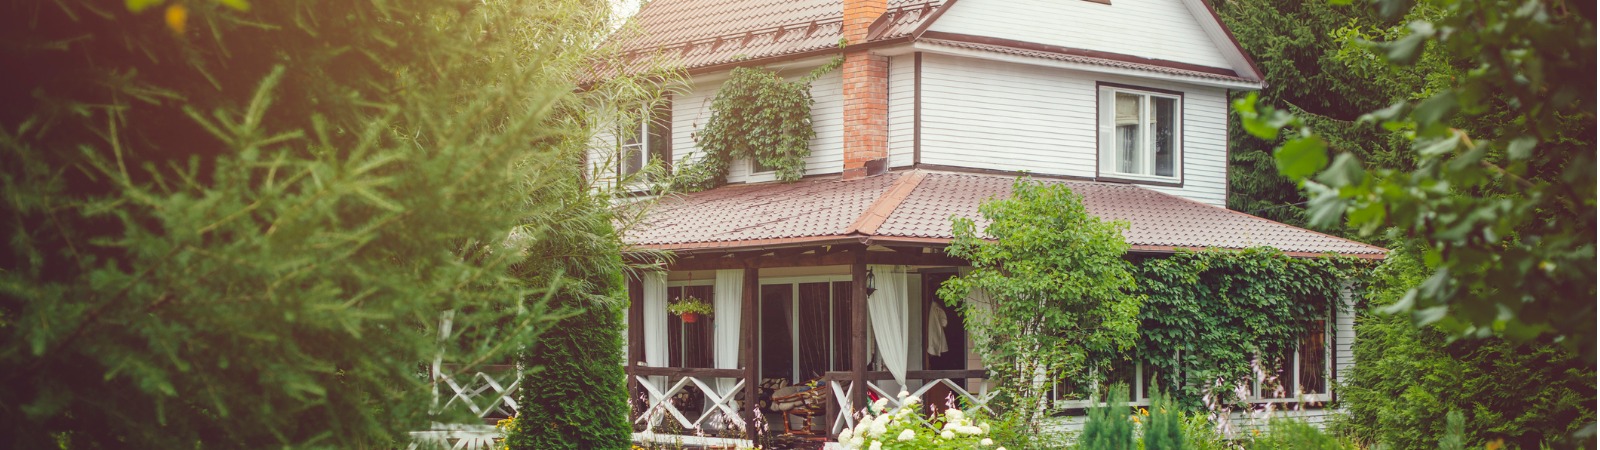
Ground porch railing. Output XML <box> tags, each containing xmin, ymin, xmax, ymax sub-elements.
<box><xmin>432</xmin><ymin>364</ymin><xmax>520</xmax><ymax>423</ymax></box>
<box><xmin>824</xmin><ymin>369</ymin><xmax>995</xmax><ymax>436</ymax></box>
<box><xmin>627</xmin><ymin>366</ymin><xmax>749</xmax><ymax>433</ymax></box>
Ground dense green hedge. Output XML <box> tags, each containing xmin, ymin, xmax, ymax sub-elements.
<box><xmin>1337</xmin><ymin>248</ymin><xmax>1597</xmax><ymax>449</ymax></box>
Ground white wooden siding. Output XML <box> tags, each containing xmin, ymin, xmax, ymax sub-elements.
<box><xmin>918</xmin><ymin>53</ymin><xmax>1228</xmax><ymax>206</ymax></box>
<box><xmin>669</xmin><ymin>68</ymin><xmax>845</xmax><ymax>184</ymax></box>
<box><xmin>926</xmin><ymin>0</ymin><xmax>1233</xmax><ymax>70</ymax></box>
<box><xmin>889</xmin><ymin>54</ymin><xmax>916</xmax><ymax>168</ymax></box>
<box><xmin>1334</xmin><ymin>283</ymin><xmax>1357</xmax><ymax>387</ymax></box>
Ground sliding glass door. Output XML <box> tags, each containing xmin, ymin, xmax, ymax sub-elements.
<box><xmin>759</xmin><ymin>279</ymin><xmax>854</xmax><ymax>384</ymax></box>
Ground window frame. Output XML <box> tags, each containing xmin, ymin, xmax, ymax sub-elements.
<box><xmin>616</xmin><ymin>99</ymin><xmax>672</xmax><ymax>182</ymax></box>
<box><xmin>1096</xmin><ymin>83</ymin><xmax>1184</xmax><ymax>186</ymax></box>
<box><xmin>1250</xmin><ymin>318</ymin><xmax>1333</xmax><ymax>404</ymax></box>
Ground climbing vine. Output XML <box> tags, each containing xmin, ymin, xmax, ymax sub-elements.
<box><xmin>1133</xmin><ymin>248</ymin><xmax>1361</xmax><ymax>410</ymax></box>
<box><xmin>674</xmin><ymin>58</ymin><xmax>842</xmax><ymax>191</ymax></box>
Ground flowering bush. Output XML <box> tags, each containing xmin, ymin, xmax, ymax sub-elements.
<box><xmin>838</xmin><ymin>391</ymin><xmax>1003</xmax><ymax>450</ymax></box>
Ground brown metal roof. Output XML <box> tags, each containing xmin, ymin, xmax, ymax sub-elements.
<box><xmin>625</xmin><ymin>170</ymin><xmax>1388</xmax><ymax>258</ymax></box>
<box><xmin>608</xmin><ymin>0</ymin><xmax>944</xmax><ymax>75</ymax></box>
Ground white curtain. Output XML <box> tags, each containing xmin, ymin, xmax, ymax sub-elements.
<box><xmin>868</xmin><ymin>265</ymin><xmax>910</xmax><ymax>386</ymax></box>
<box><xmin>713</xmin><ymin>269</ymin><xmax>744</xmax><ymax>413</ymax></box>
<box><xmin>642</xmin><ymin>272</ymin><xmax>669</xmax><ymax>391</ymax></box>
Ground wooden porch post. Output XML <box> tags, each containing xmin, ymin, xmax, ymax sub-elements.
<box><xmin>850</xmin><ymin>247</ymin><xmax>869</xmax><ymax>417</ymax></box>
<box><xmin>626</xmin><ymin>275</ymin><xmax>644</xmax><ymax>412</ymax></box>
<box><xmin>741</xmin><ymin>264</ymin><xmax>760</xmax><ymax>442</ymax></box>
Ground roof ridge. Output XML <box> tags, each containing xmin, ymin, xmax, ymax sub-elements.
<box><xmin>844</xmin><ymin>170</ymin><xmax>929</xmax><ymax>236</ymax></box>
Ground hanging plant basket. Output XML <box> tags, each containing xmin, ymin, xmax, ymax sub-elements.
<box><xmin>667</xmin><ymin>296</ymin><xmax>713</xmax><ymax>322</ymax></box>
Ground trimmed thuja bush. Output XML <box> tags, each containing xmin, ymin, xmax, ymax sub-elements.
<box><xmin>503</xmin><ymin>179</ymin><xmax>633</xmax><ymax>449</ymax></box>
<box><xmin>1078</xmin><ymin>387</ymin><xmax>1135</xmax><ymax>450</ymax></box>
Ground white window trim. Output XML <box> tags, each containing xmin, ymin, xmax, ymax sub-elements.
<box><xmin>1098</xmin><ymin>85</ymin><xmax>1183</xmax><ymax>184</ymax></box>
<box><xmin>1249</xmin><ymin>320</ymin><xmax>1334</xmax><ymax>403</ymax></box>
<box><xmin>1053</xmin><ymin>361</ymin><xmax>1154</xmax><ymax>409</ymax></box>
<box><xmin>617</xmin><ymin>109</ymin><xmax>653</xmax><ymax>180</ymax></box>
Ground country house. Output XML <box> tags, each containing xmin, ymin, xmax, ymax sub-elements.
<box><xmin>588</xmin><ymin>0</ymin><xmax>1388</xmax><ymax>446</ymax></box>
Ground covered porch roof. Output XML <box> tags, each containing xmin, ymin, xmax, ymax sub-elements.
<box><xmin>624</xmin><ymin>169</ymin><xmax>1388</xmax><ymax>259</ymax></box>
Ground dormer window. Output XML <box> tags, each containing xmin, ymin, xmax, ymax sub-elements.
<box><xmin>619</xmin><ymin>100</ymin><xmax>672</xmax><ymax>180</ymax></box>
<box><xmin>1098</xmin><ymin>84</ymin><xmax>1181</xmax><ymax>183</ymax></box>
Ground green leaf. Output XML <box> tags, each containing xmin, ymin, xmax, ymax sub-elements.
<box><xmin>217</xmin><ymin>0</ymin><xmax>251</xmax><ymax>11</ymax></box>
<box><xmin>1275</xmin><ymin>136</ymin><xmax>1329</xmax><ymax>181</ymax></box>
<box><xmin>1316</xmin><ymin>153</ymin><xmax>1366</xmax><ymax>187</ymax></box>
<box><xmin>126</xmin><ymin>0</ymin><xmax>164</xmax><ymax>13</ymax></box>
<box><xmin>1506</xmin><ymin>136</ymin><xmax>1537</xmax><ymax>160</ymax></box>
<box><xmin>1411</xmin><ymin>91</ymin><xmax>1458</xmax><ymax>128</ymax></box>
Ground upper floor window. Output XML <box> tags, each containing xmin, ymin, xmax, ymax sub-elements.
<box><xmin>1098</xmin><ymin>85</ymin><xmax>1181</xmax><ymax>182</ymax></box>
<box><xmin>618</xmin><ymin>100</ymin><xmax>672</xmax><ymax>180</ymax></box>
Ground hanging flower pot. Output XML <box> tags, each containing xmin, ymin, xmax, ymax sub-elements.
<box><xmin>667</xmin><ymin>296</ymin><xmax>713</xmax><ymax>323</ymax></box>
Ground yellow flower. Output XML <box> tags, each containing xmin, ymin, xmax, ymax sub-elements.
<box><xmin>1486</xmin><ymin>439</ymin><xmax>1504</xmax><ymax>450</ymax></box>
<box><xmin>1139</xmin><ymin>407</ymin><xmax>1149</xmax><ymax>416</ymax></box>
<box><xmin>164</xmin><ymin>4</ymin><xmax>188</xmax><ymax>35</ymax></box>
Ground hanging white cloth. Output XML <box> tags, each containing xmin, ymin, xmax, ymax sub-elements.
<box><xmin>926</xmin><ymin>304</ymin><xmax>949</xmax><ymax>356</ymax></box>
<box><xmin>712</xmin><ymin>269</ymin><xmax>744</xmax><ymax>416</ymax></box>
<box><xmin>641</xmin><ymin>272</ymin><xmax>670</xmax><ymax>390</ymax></box>
<box><xmin>867</xmin><ymin>265</ymin><xmax>910</xmax><ymax>386</ymax></box>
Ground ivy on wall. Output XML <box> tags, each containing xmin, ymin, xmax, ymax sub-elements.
<box><xmin>1133</xmin><ymin>248</ymin><xmax>1360</xmax><ymax>410</ymax></box>
<box><xmin>673</xmin><ymin>59</ymin><xmax>842</xmax><ymax>192</ymax></box>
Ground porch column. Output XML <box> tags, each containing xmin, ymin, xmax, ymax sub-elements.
<box><xmin>850</xmin><ymin>247</ymin><xmax>869</xmax><ymax>415</ymax></box>
<box><xmin>741</xmin><ymin>264</ymin><xmax>760</xmax><ymax>442</ymax></box>
<box><xmin>627</xmin><ymin>275</ymin><xmax>644</xmax><ymax>410</ymax></box>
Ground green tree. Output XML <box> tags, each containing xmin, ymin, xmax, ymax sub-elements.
<box><xmin>1338</xmin><ymin>245</ymin><xmax>1596</xmax><ymax>449</ymax></box>
<box><xmin>1078</xmin><ymin>387</ymin><xmax>1135</xmax><ymax>450</ymax></box>
<box><xmin>0</xmin><ymin>0</ymin><xmax>628</xmax><ymax>447</ymax></box>
<box><xmin>1141</xmin><ymin>388</ymin><xmax>1185</xmax><ymax>450</ymax></box>
<box><xmin>1236</xmin><ymin>0</ymin><xmax>1596</xmax><ymax>357</ymax></box>
<box><xmin>502</xmin><ymin>170</ymin><xmax>633</xmax><ymax>449</ymax></box>
<box><xmin>939</xmin><ymin>179</ymin><xmax>1142</xmax><ymax>432</ymax></box>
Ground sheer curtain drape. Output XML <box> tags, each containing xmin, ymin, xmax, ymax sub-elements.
<box><xmin>867</xmin><ymin>265</ymin><xmax>910</xmax><ymax>386</ymax></box>
<box><xmin>642</xmin><ymin>272</ymin><xmax>669</xmax><ymax>391</ymax></box>
<box><xmin>713</xmin><ymin>270</ymin><xmax>744</xmax><ymax>415</ymax></box>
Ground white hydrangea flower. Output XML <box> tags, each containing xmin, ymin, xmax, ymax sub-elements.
<box><xmin>898</xmin><ymin>429</ymin><xmax>916</xmax><ymax>441</ymax></box>
<box><xmin>869</xmin><ymin>440</ymin><xmax>883</xmax><ymax>450</ymax></box>
<box><xmin>981</xmin><ymin>438</ymin><xmax>995</xmax><ymax>446</ymax></box>
<box><xmin>905</xmin><ymin>395</ymin><xmax>921</xmax><ymax>405</ymax></box>
<box><xmin>946</xmin><ymin>409</ymin><xmax>965</xmax><ymax>421</ymax></box>
<box><xmin>941</xmin><ymin>430</ymin><xmax>956</xmax><ymax>440</ymax></box>
<box><xmin>960</xmin><ymin>425</ymin><xmax>984</xmax><ymax>435</ymax></box>
<box><xmin>869</xmin><ymin>421</ymin><xmax>888</xmax><ymax>437</ymax></box>
<box><xmin>980</xmin><ymin>422</ymin><xmax>991</xmax><ymax>433</ymax></box>
<box><xmin>898</xmin><ymin>390</ymin><xmax>910</xmax><ymax>399</ymax></box>
<box><xmin>840</xmin><ymin>427</ymin><xmax>854</xmax><ymax>443</ymax></box>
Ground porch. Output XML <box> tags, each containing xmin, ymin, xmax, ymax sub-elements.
<box><xmin>624</xmin><ymin>244</ymin><xmax>995</xmax><ymax>444</ymax></box>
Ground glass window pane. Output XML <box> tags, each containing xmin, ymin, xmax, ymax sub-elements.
<box><xmin>622</xmin><ymin>145</ymin><xmax>643</xmax><ymax>176</ymax></box>
<box><xmin>1152</xmin><ymin>96</ymin><xmax>1176</xmax><ymax>177</ymax></box>
<box><xmin>832</xmin><ymin>281</ymin><xmax>853</xmax><ymax>372</ymax></box>
<box><xmin>798</xmin><ymin>282</ymin><xmax>831</xmax><ymax>380</ymax></box>
<box><xmin>760</xmin><ymin>285</ymin><xmax>793</xmax><ymax>382</ymax></box>
<box><xmin>1261</xmin><ymin>351</ymin><xmax>1295</xmax><ymax>399</ymax></box>
<box><xmin>684</xmin><ymin>286</ymin><xmax>714</xmax><ymax>368</ymax></box>
<box><xmin>1114</xmin><ymin>93</ymin><xmax>1144</xmax><ymax>174</ymax></box>
<box><xmin>1299</xmin><ymin>320</ymin><xmax>1327</xmax><ymax>394</ymax></box>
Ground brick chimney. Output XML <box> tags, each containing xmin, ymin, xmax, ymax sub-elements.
<box><xmin>842</xmin><ymin>0</ymin><xmax>889</xmax><ymax>180</ymax></box>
